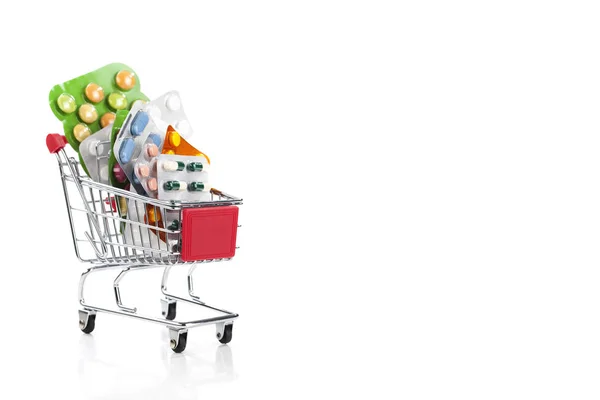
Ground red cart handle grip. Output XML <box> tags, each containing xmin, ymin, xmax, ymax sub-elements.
<box><xmin>46</xmin><ymin>134</ymin><xmax>68</xmax><ymax>154</ymax></box>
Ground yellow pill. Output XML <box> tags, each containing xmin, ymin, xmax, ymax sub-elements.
<box><xmin>78</xmin><ymin>104</ymin><xmax>98</xmax><ymax>124</ymax></box>
<box><xmin>165</xmin><ymin>150</ymin><xmax>175</xmax><ymax>155</ymax></box>
<box><xmin>100</xmin><ymin>112</ymin><xmax>116</xmax><ymax>128</ymax></box>
<box><xmin>85</xmin><ymin>83</ymin><xmax>104</xmax><ymax>103</ymax></box>
<box><xmin>168</xmin><ymin>131</ymin><xmax>181</xmax><ymax>147</ymax></box>
<box><xmin>73</xmin><ymin>124</ymin><xmax>91</xmax><ymax>142</ymax></box>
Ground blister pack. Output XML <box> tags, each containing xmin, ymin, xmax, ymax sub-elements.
<box><xmin>79</xmin><ymin>125</ymin><xmax>112</xmax><ymax>183</ymax></box>
<box><xmin>113</xmin><ymin>102</ymin><xmax>164</xmax><ymax>196</ymax></box>
<box><xmin>114</xmin><ymin>91</ymin><xmax>196</xmax><ymax>196</ymax></box>
<box><xmin>146</xmin><ymin>91</ymin><xmax>194</xmax><ymax>139</ymax></box>
<box><xmin>48</xmin><ymin>63</ymin><xmax>148</xmax><ymax>152</ymax></box>
<box><xmin>162</xmin><ymin>125</ymin><xmax>209</xmax><ymax>161</ymax></box>
<box><xmin>157</xmin><ymin>154</ymin><xmax>211</xmax><ymax>202</ymax></box>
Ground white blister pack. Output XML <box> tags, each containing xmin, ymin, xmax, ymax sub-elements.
<box><xmin>157</xmin><ymin>154</ymin><xmax>211</xmax><ymax>202</ymax></box>
<box><xmin>146</xmin><ymin>91</ymin><xmax>194</xmax><ymax>139</ymax></box>
<box><xmin>80</xmin><ymin>124</ymin><xmax>112</xmax><ymax>184</ymax></box>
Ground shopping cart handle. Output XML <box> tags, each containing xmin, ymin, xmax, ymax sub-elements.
<box><xmin>46</xmin><ymin>134</ymin><xmax>68</xmax><ymax>154</ymax></box>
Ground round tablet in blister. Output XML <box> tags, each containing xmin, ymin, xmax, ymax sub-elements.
<box><xmin>73</xmin><ymin>124</ymin><xmax>91</xmax><ymax>142</ymax></box>
<box><xmin>146</xmin><ymin>105</ymin><xmax>161</xmax><ymax>120</ymax></box>
<box><xmin>85</xmin><ymin>83</ymin><xmax>104</xmax><ymax>103</ymax></box>
<box><xmin>165</xmin><ymin>93</ymin><xmax>181</xmax><ymax>111</ymax></box>
<box><xmin>79</xmin><ymin>104</ymin><xmax>98</xmax><ymax>123</ymax></box>
<box><xmin>176</xmin><ymin>120</ymin><xmax>191</xmax><ymax>137</ymax></box>
<box><xmin>57</xmin><ymin>93</ymin><xmax>76</xmax><ymax>114</ymax></box>
<box><xmin>99</xmin><ymin>166</ymin><xmax>109</xmax><ymax>182</ymax></box>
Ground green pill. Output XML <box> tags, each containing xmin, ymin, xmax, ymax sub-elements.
<box><xmin>188</xmin><ymin>182</ymin><xmax>205</xmax><ymax>192</ymax></box>
<box><xmin>186</xmin><ymin>162</ymin><xmax>203</xmax><ymax>172</ymax></box>
<box><xmin>108</xmin><ymin>92</ymin><xmax>128</xmax><ymax>110</ymax></box>
<box><xmin>57</xmin><ymin>93</ymin><xmax>77</xmax><ymax>114</ymax></box>
<box><xmin>163</xmin><ymin>181</ymin><xmax>187</xmax><ymax>191</ymax></box>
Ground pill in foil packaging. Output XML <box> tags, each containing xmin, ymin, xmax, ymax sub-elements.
<box><xmin>157</xmin><ymin>154</ymin><xmax>211</xmax><ymax>202</ymax></box>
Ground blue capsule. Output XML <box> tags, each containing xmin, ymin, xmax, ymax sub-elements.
<box><xmin>130</xmin><ymin>111</ymin><xmax>149</xmax><ymax>136</ymax></box>
<box><xmin>118</xmin><ymin>138</ymin><xmax>135</xmax><ymax>163</ymax></box>
<box><xmin>132</xmin><ymin>174</ymin><xmax>140</xmax><ymax>184</ymax></box>
<box><xmin>148</xmin><ymin>133</ymin><xmax>162</xmax><ymax>147</ymax></box>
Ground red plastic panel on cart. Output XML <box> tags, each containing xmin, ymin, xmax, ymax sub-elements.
<box><xmin>181</xmin><ymin>206</ymin><xmax>239</xmax><ymax>262</ymax></box>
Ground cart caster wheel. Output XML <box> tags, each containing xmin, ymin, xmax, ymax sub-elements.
<box><xmin>169</xmin><ymin>330</ymin><xmax>187</xmax><ymax>353</ymax></box>
<box><xmin>78</xmin><ymin>311</ymin><xmax>96</xmax><ymax>334</ymax></box>
<box><xmin>161</xmin><ymin>299</ymin><xmax>177</xmax><ymax>320</ymax></box>
<box><xmin>217</xmin><ymin>324</ymin><xmax>233</xmax><ymax>344</ymax></box>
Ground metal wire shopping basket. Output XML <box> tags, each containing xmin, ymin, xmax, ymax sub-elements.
<box><xmin>47</xmin><ymin>134</ymin><xmax>242</xmax><ymax>353</ymax></box>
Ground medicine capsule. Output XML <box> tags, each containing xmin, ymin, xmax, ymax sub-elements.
<box><xmin>108</xmin><ymin>92</ymin><xmax>127</xmax><ymax>110</ymax></box>
<box><xmin>145</xmin><ymin>143</ymin><xmax>159</xmax><ymax>158</ymax></box>
<box><xmin>85</xmin><ymin>83</ymin><xmax>104</xmax><ymax>103</ymax></box>
<box><xmin>147</xmin><ymin>178</ymin><xmax>158</xmax><ymax>191</ymax></box>
<box><xmin>167</xmin><ymin>131</ymin><xmax>181</xmax><ymax>147</ymax></box>
<box><xmin>163</xmin><ymin>160</ymin><xmax>185</xmax><ymax>172</ymax></box>
<box><xmin>188</xmin><ymin>182</ymin><xmax>206</xmax><ymax>192</ymax></box>
<box><xmin>136</xmin><ymin>163</ymin><xmax>150</xmax><ymax>178</ymax></box>
<box><xmin>163</xmin><ymin>181</ymin><xmax>187</xmax><ymax>191</ymax></box>
<box><xmin>113</xmin><ymin>164</ymin><xmax>127</xmax><ymax>183</ymax></box>
<box><xmin>148</xmin><ymin>133</ymin><xmax>161</xmax><ymax>147</ymax></box>
<box><xmin>119</xmin><ymin>138</ymin><xmax>135</xmax><ymax>163</ymax></box>
<box><xmin>78</xmin><ymin>103</ymin><xmax>98</xmax><ymax>123</ymax></box>
<box><xmin>186</xmin><ymin>162</ymin><xmax>203</xmax><ymax>172</ymax></box>
<box><xmin>130</xmin><ymin>111</ymin><xmax>149</xmax><ymax>136</ymax></box>
<box><xmin>115</xmin><ymin>70</ymin><xmax>136</xmax><ymax>90</ymax></box>
<box><xmin>57</xmin><ymin>93</ymin><xmax>76</xmax><ymax>114</ymax></box>
<box><xmin>73</xmin><ymin>124</ymin><xmax>91</xmax><ymax>142</ymax></box>
<box><xmin>100</xmin><ymin>112</ymin><xmax>115</xmax><ymax>128</ymax></box>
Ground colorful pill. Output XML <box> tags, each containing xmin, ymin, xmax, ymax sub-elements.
<box><xmin>165</xmin><ymin>93</ymin><xmax>181</xmax><ymax>111</ymax></box>
<box><xmin>147</xmin><ymin>206</ymin><xmax>162</xmax><ymax>223</ymax></box>
<box><xmin>119</xmin><ymin>138</ymin><xmax>135</xmax><ymax>163</ymax></box>
<box><xmin>188</xmin><ymin>182</ymin><xmax>206</xmax><ymax>192</ymax></box>
<box><xmin>136</xmin><ymin>163</ymin><xmax>150</xmax><ymax>178</ymax></box>
<box><xmin>73</xmin><ymin>124</ymin><xmax>91</xmax><ymax>142</ymax></box>
<box><xmin>167</xmin><ymin>220</ymin><xmax>180</xmax><ymax>231</ymax></box>
<box><xmin>115</xmin><ymin>70</ymin><xmax>136</xmax><ymax>90</ymax></box>
<box><xmin>113</xmin><ymin>164</ymin><xmax>127</xmax><ymax>183</ymax></box>
<box><xmin>100</xmin><ymin>112</ymin><xmax>115</xmax><ymax>128</ymax></box>
<box><xmin>57</xmin><ymin>93</ymin><xmax>76</xmax><ymax>114</ymax></box>
<box><xmin>130</xmin><ymin>111</ymin><xmax>149</xmax><ymax>136</ymax></box>
<box><xmin>85</xmin><ymin>83</ymin><xmax>104</xmax><ymax>103</ymax></box>
<box><xmin>108</xmin><ymin>92</ymin><xmax>127</xmax><ymax>110</ymax></box>
<box><xmin>165</xmin><ymin>150</ymin><xmax>175</xmax><ymax>155</ymax></box>
<box><xmin>163</xmin><ymin>160</ymin><xmax>185</xmax><ymax>172</ymax></box>
<box><xmin>186</xmin><ymin>162</ymin><xmax>203</xmax><ymax>172</ymax></box>
<box><xmin>167</xmin><ymin>131</ymin><xmax>181</xmax><ymax>147</ymax></box>
<box><xmin>78</xmin><ymin>104</ymin><xmax>98</xmax><ymax>123</ymax></box>
<box><xmin>147</xmin><ymin>178</ymin><xmax>158</xmax><ymax>191</ymax></box>
<box><xmin>163</xmin><ymin>181</ymin><xmax>187</xmax><ymax>191</ymax></box>
<box><xmin>145</xmin><ymin>143</ymin><xmax>159</xmax><ymax>158</ymax></box>
<box><xmin>148</xmin><ymin>133</ymin><xmax>161</xmax><ymax>147</ymax></box>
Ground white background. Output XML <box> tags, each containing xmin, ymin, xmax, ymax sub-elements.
<box><xmin>0</xmin><ymin>0</ymin><xmax>599</xmax><ymax>398</ymax></box>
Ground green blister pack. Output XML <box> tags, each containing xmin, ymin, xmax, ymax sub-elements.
<box><xmin>48</xmin><ymin>62</ymin><xmax>148</xmax><ymax>152</ymax></box>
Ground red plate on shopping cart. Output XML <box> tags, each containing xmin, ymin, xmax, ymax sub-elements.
<box><xmin>181</xmin><ymin>206</ymin><xmax>239</xmax><ymax>262</ymax></box>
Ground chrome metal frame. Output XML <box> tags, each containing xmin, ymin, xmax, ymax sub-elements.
<box><xmin>55</xmin><ymin>148</ymin><xmax>242</xmax><ymax>349</ymax></box>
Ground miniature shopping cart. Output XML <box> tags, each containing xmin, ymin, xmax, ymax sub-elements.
<box><xmin>46</xmin><ymin>134</ymin><xmax>242</xmax><ymax>353</ymax></box>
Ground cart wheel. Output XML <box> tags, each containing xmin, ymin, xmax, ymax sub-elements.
<box><xmin>170</xmin><ymin>331</ymin><xmax>187</xmax><ymax>353</ymax></box>
<box><xmin>79</xmin><ymin>313</ymin><xmax>96</xmax><ymax>334</ymax></box>
<box><xmin>217</xmin><ymin>324</ymin><xmax>233</xmax><ymax>344</ymax></box>
<box><xmin>163</xmin><ymin>302</ymin><xmax>177</xmax><ymax>320</ymax></box>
